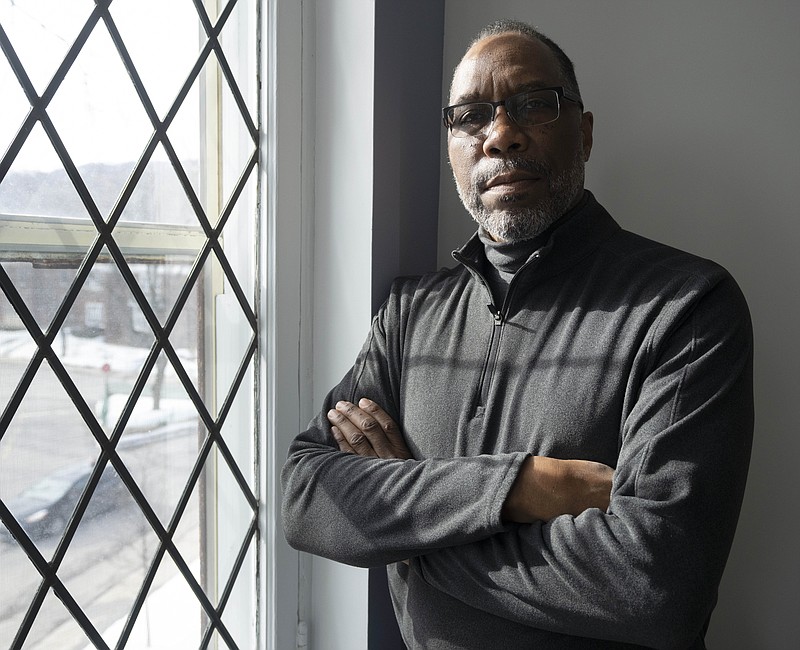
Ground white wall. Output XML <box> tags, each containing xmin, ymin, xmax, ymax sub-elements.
<box><xmin>438</xmin><ymin>1</ymin><xmax>800</xmax><ymax>647</ymax></box>
<box><xmin>311</xmin><ymin>0</ymin><xmax>377</xmax><ymax>647</ymax></box>
<box><xmin>299</xmin><ymin>1</ymin><xmax>443</xmax><ymax>648</ymax></box>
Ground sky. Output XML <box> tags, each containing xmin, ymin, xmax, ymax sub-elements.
<box><xmin>0</xmin><ymin>0</ymin><xmax>204</xmax><ymax>171</ymax></box>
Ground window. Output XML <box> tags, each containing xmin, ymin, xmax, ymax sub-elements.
<box><xmin>0</xmin><ymin>1</ymin><xmax>259</xmax><ymax>648</ymax></box>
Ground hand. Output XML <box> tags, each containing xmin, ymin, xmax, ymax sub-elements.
<box><xmin>327</xmin><ymin>398</ymin><xmax>412</xmax><ymax>460</ymax></box>
<box><xmin>501</xmin><ymin>456</ymin><xmax>613</xmax><ymax>523</ymax></box>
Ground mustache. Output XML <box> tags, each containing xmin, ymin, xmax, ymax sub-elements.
<box><xmin>472</xmin><ymin>157</ymin><xmax>552</xmax><ymax>189</ymax></box>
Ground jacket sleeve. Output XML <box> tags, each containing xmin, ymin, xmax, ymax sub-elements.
<box><xmin>280</xmin><ymin>279</ymin><xmax>527</xmax><ymax>567</ymax></box>
<box><xmin>412</xmin><ymin>274</ymin><xmax>754</xmax><ymax>649</ymax></box>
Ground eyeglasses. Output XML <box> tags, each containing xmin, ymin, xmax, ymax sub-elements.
<box><xmin>442</xmin><ymin>87</ymin><xmax>583</xmax><ymax>138</ymax></box>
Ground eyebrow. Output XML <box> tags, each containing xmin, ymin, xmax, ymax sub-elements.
<box><xmin>450</xmin><ymin>81</ymin><xmax>555</xmax><ymax>106</ymax></box>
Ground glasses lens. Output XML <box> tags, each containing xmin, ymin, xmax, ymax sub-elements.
<box><xmin>509</xmin><ymin>90</ymin><xmax>560</xmax><ymax>127</ymax></box>
<box><xmin>448</xmin><ymin>103</ymin><xmax>493</xmax><ymax>137</ymax></box>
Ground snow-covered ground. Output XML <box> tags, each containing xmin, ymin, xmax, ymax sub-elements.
<box><xmin>1</xmin><ymin>329</ymin><xmax>198</xmax><ymax>430</ymax></box>
<box><xmin>81</xmin><ymin>562</ymin><xmax>201</xmax><ymax>650</ymax></box>
<box><xmin>0</xmin><ymin>329</ymin><xmax>196</xmax><ymax>376</ymax></box>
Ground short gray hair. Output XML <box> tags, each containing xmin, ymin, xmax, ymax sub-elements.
<box><xmin>469</xmin><ymin>19</ymin><xmax>582</xmax><ymax>100</ymax></box>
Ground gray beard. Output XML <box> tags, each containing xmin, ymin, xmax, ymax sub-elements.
<box><xmin>455</xmin><ymin>152</ymin><xmax>586</xmax><ymax>243</ymax></box>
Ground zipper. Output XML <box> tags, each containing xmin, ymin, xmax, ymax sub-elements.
<box><xmin>487</xmin><ymin>303</ymin><xmax>503</xmax><ymax>324</ymax></box>
<box><xmin>479</xmin><ymin>279</ymin><xmax>522</xmax><ymax>405</ymax></box>
<box><xmin>454</xmin><ymin>247</ymin><xmax>543</xmax><ymax>410</ymax></box>
<box><xmin>478</xmin><ymin>305</ymin><xmax>503</xmax><ymax>405</ymax></box>
<box><xmin>453</xmin><ymin>250</ymin><xmax>498</xmax><ymax>409</ymax></box>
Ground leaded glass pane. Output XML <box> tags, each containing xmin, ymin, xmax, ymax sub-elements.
<box><xmin>0</xmin><ymin>0</ymin><xmax>259</xmax><ymax>646</ymax></box>
<box><xmin>0</xmin><ymin>359</ymin><xmax>102</xmax><ymax>560</ymax></box>
<box><xmin>125</xmin><ymin>553</ymin><xmax>205</xmax><ymax>647</ymax></box>
<box><xmin>0</xmin><ymin>122</ymin><xmax>89</xmax><ymax>220</ymax></box>
<box><xmin>19</xmin><ymin>588</ymin><xmax>93</xmax><ymax>650</ymax></box>
<box><xmin>110</xmin><ymin>0</ymin><xmax>205</xmax><ymax>119</ymax></box>
<box><xmin>46</xmin><ymin>21</ymin><xmax>152</xmax><ymax>220</ymax></box>
<box><xmin>56</xmin><ymin>463</ymin><xmax>151</xmax><ymax>649</ymax></box>
<box><xmin>0</xmin><ymin>0</ymin><xmax>94</xmax><ymax>95</ymax></box>
<box><xmin>0</xmin><ymin>525</ymin><xmax>41</xmax><ymax>648</ymax></box>
<box><xmin>0</xmin><ymin>48</ymin><xmax>30</xmax><ymax>161</ymax></box>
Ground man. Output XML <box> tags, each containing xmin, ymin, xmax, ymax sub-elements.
<box><xmin>282</xmin><ymin>19</ymin><xmax>753</xmax><ymax>649</ymax></box>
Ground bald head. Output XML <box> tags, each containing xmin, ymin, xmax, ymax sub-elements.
<box><xmin>450</xmin><ymin>32</ymin><xmax>567</xmax><ymax>106</ymax></box>
<box><xmin>452</xmin><ymin>19</ymin><xmax>581</xmax><ymax>101</ymax></box>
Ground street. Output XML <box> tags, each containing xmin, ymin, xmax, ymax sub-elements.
<box><xmin>1</xmin><ymin>355</ymin><xmax>210</xmax><ymax>649</ymax></box>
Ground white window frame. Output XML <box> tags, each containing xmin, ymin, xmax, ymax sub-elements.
<box><xmin>260</xmin><ymin>0</ymin><xmax>378</xmax><ymax>647</ymax></box>
<box><xmin>258</xmin><ymin>0</ymin><xmax>305</xmax><ymax>646</ymax></box>
<box><xmin>260</xmin><ymin>2</ymin><xmax>446</xmax><ymax>648</ymax></box>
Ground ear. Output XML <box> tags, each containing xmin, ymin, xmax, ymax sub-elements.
<box><xmin>580</xmin><ymin>111</ymin><xmax>594</xmax><ymax>162</ymax></box>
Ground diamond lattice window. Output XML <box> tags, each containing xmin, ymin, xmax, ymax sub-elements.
<box><xmin>0</xmin><ymin>1</ymin><xmax>259</xmax><ymax>648</ymax></box>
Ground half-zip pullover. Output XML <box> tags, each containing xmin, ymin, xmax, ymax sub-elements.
<box><xmin>282</xmin><ymin>192</ymin><xmax>753</xmax><ymax>649</ymax></box>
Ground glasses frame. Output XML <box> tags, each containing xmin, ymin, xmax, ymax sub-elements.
<box><xmin>442</xmin><ymin>86</ymin><xmax>584</xmax><ymax>138</ymax></box>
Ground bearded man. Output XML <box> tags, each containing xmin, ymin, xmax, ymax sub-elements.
<box><xmin>282</xmin><ymin>19</ymin><xmax>753</xmax><ymax>649</ymax></box>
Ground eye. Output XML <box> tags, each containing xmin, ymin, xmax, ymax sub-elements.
<box><xmin>512</xmin><ymin>91</ymin><xmax>560</xmax><ymax>125</ymax></box>
<box><xmin>518</xmin><ymin>95</ymin><xmax>557</xmax><ymax>112</ymax></box>
<box><xmin>453</xmin><ymin>104</ymin><xmax>490</xmax><ymax>127</ymax></box>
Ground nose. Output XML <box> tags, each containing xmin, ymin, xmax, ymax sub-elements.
<box><xmin>482</xmin><ymin>106</ymin><xmax>529</xmax><ymax>157</ymax></box>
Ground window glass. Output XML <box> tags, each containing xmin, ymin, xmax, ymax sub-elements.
<box><xmin>0</xmin><ymin>1</ymin><xmax>258</xmax><ymax>648</ymax></box>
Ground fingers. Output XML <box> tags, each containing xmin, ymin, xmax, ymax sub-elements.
<box><xmin>358</xmin><ymin>398</ymin><xmax>412</xmax><ymax>459</ymax></box>
<box><xmin>330</xmin><ymin>426</ymin><xmax>355</xmax><ymax>454</ymax></box>
<box><xmin>327</xmin><ymin>400</ymin><xmax>388</xmax><ymax>458</ymax></box>
<box><xmin>326</xmin><ymin>399</ymin><xmax>412</xmax><ymax>459</ymax></box>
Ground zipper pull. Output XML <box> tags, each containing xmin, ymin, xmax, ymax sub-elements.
<box><xmin>487</xmin><ymin>303</ymin><xmax>503</xmax><ymax>325</ymax></box>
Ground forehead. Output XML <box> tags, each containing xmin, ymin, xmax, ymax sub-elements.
<box><xmin>450</xmin><ymin>33</ymin><xmax>563</xmax><ymax>104</ymax></box>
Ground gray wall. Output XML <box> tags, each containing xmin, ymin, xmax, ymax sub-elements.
<box><xmin>438</xmin><ymin>1</ymin><xmax>800</xmax><ymax>647</ymax></box>
<box><xmin>371</xmin><ymin>2</ymin><xmax>445</xmax><ymax>646</ymax></box>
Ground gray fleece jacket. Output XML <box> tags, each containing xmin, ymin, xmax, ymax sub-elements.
<box><xmin>281</xmin><ymin>193</ymin><xmax>753</xmax><ymax>649</ymax></box>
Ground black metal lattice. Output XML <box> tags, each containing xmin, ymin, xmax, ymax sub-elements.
<box><xmin>0</xmin><ymin>1</ymin><xmax>259</xmax><ymax>648</ymax></box>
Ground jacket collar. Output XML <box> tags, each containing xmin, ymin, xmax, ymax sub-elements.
<box><xmin>452</xmin><ymin>190</ymin><xmax>621</xmax><ymax>286</ymax></box>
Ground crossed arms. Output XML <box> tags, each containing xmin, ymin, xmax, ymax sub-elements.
<box><xmin>281</xmin><ymin>270</ymin><xmax>753</xmax><ymax>648</ymax></box>
<box><xmin>328</xmin><ymin>397</ymin><xmax>613</xmax><ymax>522</ymax></box>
